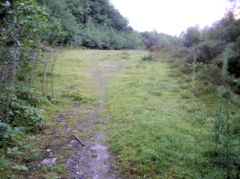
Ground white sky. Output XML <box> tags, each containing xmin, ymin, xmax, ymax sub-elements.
<box><xmin>110</xmin><ymin>0</ymin><xmax>233</xmax><ymax>36</ymax></box>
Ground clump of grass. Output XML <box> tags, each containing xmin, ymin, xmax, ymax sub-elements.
<box><xmin>121</xmin><ymin>51</ymin><xmax>130</xmax><ymax>60</ymax></box>
<box><xmin>141</xmin><ymin>55</ymin><xmax>154</xmax><ymax>61</ymax></box>
<box><xmin>63</xmin><ymin>92</ymin><xmax>93</xmax><ymax>103</ymax></box>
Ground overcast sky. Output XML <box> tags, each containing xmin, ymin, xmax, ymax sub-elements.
<box><xmin>110</xmin><ymin>0</ymin><xmax>233</xmax><ymax>36</ymax></box>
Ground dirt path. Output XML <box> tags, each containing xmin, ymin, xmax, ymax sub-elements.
<box><xmin>66</xmin><ymin>53</ymin><xmax>125</xmax><ymax>179</ymax></box>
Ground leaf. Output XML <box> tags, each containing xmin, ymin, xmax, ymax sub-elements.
<box><xmin>0</xmin><ymin>158</ymin><xmax>12</xmax><ymax>167</ymax></box>
<box><xmin>12</xmin><ymin>164</ymin><xmax>28</xmax><ymax>171</ymax></box>
<box><xmin>12</xmin><ymin>147</ymin><xmax>19</xmax><ymax>152</ymax></box>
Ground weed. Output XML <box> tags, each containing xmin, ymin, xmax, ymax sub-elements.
<box><xmin>141</xmin><ymin>55</ymin><xmax>154</xmax><ymax>61</ymax></box>
<box><xmin>211</xmin><ymin>104</ymin><xmax>240</xmax><ymax>178</ymax></box>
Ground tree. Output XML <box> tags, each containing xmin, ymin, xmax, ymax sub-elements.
<box><xmin>183</xmin><ymin>27</ymin><xmax>201</xmax><ymax>47</ymax></box>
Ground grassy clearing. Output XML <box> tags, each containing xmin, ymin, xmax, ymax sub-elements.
<box><xmin>3</xmin><ymin>49</ymin><xmax>239</xmax><ymax>178</ymax></box>
<box><xmin>9</xmin><ymin>49</ymin><xmax>148</xmax><ymax>178</ymax></box>
<box><xmin>103</xmin><ymin>55</ymin><xmax>239</xmax><ymax>178</ymax></box>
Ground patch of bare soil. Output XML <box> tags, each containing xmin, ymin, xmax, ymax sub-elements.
<box><xmin>66</xmin><ymin>105</ymin><xmax>122</xmax><ymax>179</ymax></box>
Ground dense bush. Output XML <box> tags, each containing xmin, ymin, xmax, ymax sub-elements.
<box><xmin>81</xmin><ymin>24</ymin><xmax>143</xmax><ymax>50</ymax></box>
<box><xmin>227</xmin><ymin>54</ymin><xmax>240</xmax><ymax>77</ymax></box>
<box><xmin>0</xmin><ymin>0</ymin><xmax>52</xmax><ymax>149</ymax></box>
<box><xmin>38</xmin><ymin>0</ymin><xmax>143</xmax><ymax>49</ymax></box>
<box><xmin>186</xmin><ymin>40</ymin><xmax>223</xmax><ymax>63</ymax></box>
<box><xmin>0</xmin><ymin>123</ymin><xmax>24</xmax><ymax>147</ymax></box>
<box><xmin>183</xmin><ymin>27</ymin><xmax>201</xmax><ymax>47</ymax></box>
<box><xmin>1</xmin><ymin>87</ymin><xmax>46</xmax><ymax>130</ymax></box>
<box><xmin>153</xmin><ymin>46</ymin><xmax>190</xmax><ymax>59</ymax></box>
<box><xmin>141</xmin><ymin>31</ymin><xmax>183</xmax><ymax>49</ymax></box>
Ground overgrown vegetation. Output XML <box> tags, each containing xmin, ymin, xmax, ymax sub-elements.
<box><xmin>38</xmin><ymin>0</ymin><xmax>143</xmax><ymax>49</ymax></box>
<box><xmin>152</xmin><ymin>10</ymin><xmax>240</xmax><ymax>101</ymax></box>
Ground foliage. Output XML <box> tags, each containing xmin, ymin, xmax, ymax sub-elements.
<box><xmin>0</xmin><ymin>0</ymin><xmax>51</xmax><ymax>120</ymax></box>
<box><xmin>227</xmin><ymin>53</ymin><xmax>240</xmax><ymax>78</ymax></box>
<box><xmin>186</xmin><ymin>40</ymin><xmax>223</xmax><ymax>63</ymax></box>
<box><xmin>183</xmin><ymin>27</ymin><xmax>201</xmax><ymax>47</ymax></box>
<box><xmin>0</xmin><ymin>3</ymin><xmax>55</xmax><ymax>176</ymax></box>
<box><xmin>211</xmin><ymin>104</ymin><xmax>240</xmax><ymax>178</ymax></box>
<box><xmin>14</xmin><ymin>86</ymin><xmax>48</xmax><ymax>106</ymax></box>
<box><xmin>0</xmin><ymin>122</ymin><xmax>24</xmax><ymax>147</ymax></box>
<box><xmin>152</xmin><ymin>46</ymin><xmax>190</xmax><ymax>59</ymax></box>
<box><xmin>141</xmin><ymin>55</ymin><xmax>153</xmax><ymax>61</ymax></box>
<box><xmin>38</xmin><ymin>0</ymin><xmax>142</xmax><ymax>49</ymax></box>
<box><xmin>152</xmin><ymin>11</ymin><xmax>240</xmax><ymax>99</ymax></box>
<box><xmin>1</xmin><ymin>86</ymin><xmax>46</xmax><ymax>131</ymax></box>
<box><xmin>141</xmin><ymin>31</ymin><xmax>183</xmax><ymax>49</ymax></box>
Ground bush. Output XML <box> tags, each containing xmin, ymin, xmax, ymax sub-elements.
<box><xmin>0</xmin><ymin>122</ymin><xmax>24</xmax><ymax>147</ymax></box>
<box><xmin>211</xmin><ymin>105</ymin><xmax>240</xmax><ymax>178</ymax></box>
<box><xmin>186</xmin><ymin>40</ymin><xmax>223</xmax><ymax>63</ymax></box>
<box><xmin>14</xmin><ymin>86</ymin><xmax>48</xmax><ymax>107</ymax></box>
<box><xmin>227</xmin><ymin>54</ymin><xmax>240</xmax><ymax>78</ymax></box>
<box><xmin>153</xmin><ymin>46</ymin><xmax>190</xmax><ymax>59</ymax></box>
<box><xmin>0</xmin><ymin>86</ymin><xmax>46</xmax><ymax>130</ymax></box>
<box><xmin>10</xmin><ymin>103</ymin><xmax>45</xmax><ymax>130</ymax></box>
<box><xmin>183</xmin><ymin>27</ymin><xmax>201</xmax><ymax>47</ymax></box>
<box><xmin>141</xmin><ymin>55</ymin><xmax>153</xmax><ymax>61</ymax></box>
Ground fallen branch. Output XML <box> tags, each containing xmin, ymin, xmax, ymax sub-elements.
<box><xmin>72</xmin><ymin>134</ymin><xmax>85</xmax><ymax>147</ymax></box>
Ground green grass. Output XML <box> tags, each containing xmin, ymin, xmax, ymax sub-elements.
<box><xmin>3</xmin><ymin>49</ymin><xmax>239</xmax><ymax>178</ymax></box>
<box><xmin>25</xmin><ymin>49</ymin><xmax>148</xmax><ymax>179</ymax></box>
<box><xmin>102</xmin><ymin>55</ymin><xmax>239</xmax><ymax>178</ymax></box>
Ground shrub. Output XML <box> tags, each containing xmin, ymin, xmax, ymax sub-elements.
<box><xmin>10</xmin><ymin>103</ymin><xmax>45</xmax><ymax>130</ymax></box>
<box><xmin>217</xmin><ymin>86</ymin><xmax>231</xmax><ymax>99</ymax></box>
<box><xmin>14</xmin><ymin>86</ymin><xmax>48</xmax><ymax>107</ymax></box>
<box><xmin>212</xmin><ymin>105</ymin><xmax>240</xmax><ymax>178</ymax></box>
<box><xmin>186</xmin><ymin>40</ymin><xmax>223</xmax><ymax>63</ymax></box>
<box><xmin>0</xmin><ymin>86</ymin><xmax>46</xmax><ymax>131</ymax></box>
<box><xmin>0</xmin><ymin>122</ymin><xmax>24</xmax><ymax>147</ymax></box>
<box><xmin>142</xmin><ymin>55</ymin><xmax>153</xmax><ymax>61</ymax></box>
<box><xmin>226</xmin><ymin>54</ymin><xmax>240</xmax><ymax>78</ymax></box>
<box><xmin>183</xmin><ymin>27</ymin><xmax>201</xmax><ymax>47</ymax></box>
<box><xmin>152</xmin><ymin>46</ymin><xmax>190</xmax><ymax>59</ymax></box>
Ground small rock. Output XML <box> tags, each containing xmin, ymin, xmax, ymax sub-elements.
<box><xmin>46</xmin><ymin>149</ymin><xmax>51</xmax><ymax>152</ymax></box>
<box><xmin>70</xmin><ymin>140</ymin><xmax>79</xmax><ymax>147</ymax></box>
<box><xmin>65</xmin><ymin>158</ymin><xmax>77</xmax><ymax>169</ymax></box>
<box><xmin>52</xmin><ymin>140</ymin><xmax>58</xmax><ymax>143</ymax></box>
<box><xmin>67</xmin><ymin>144</ymin><xmax>73</xmax><ymax>148</ymax></box>
<box><xmin>98</xmin><ymin>100</ymin><xmax>104</xmax><ymax>104</ymax></box>
<box><xmin>73</xmin><ymin>109</ymin><xmax>77</xmax><ymax>116</ymax></box>
<box><xmin>41</xmin><ymin>158</ymin><xmax>57</xmax><ymax>165</ymax></box>
<box><xmin>55</xmin><ymin>115</ymin><xmax>64</xmax><ymax>122</ymax></box>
